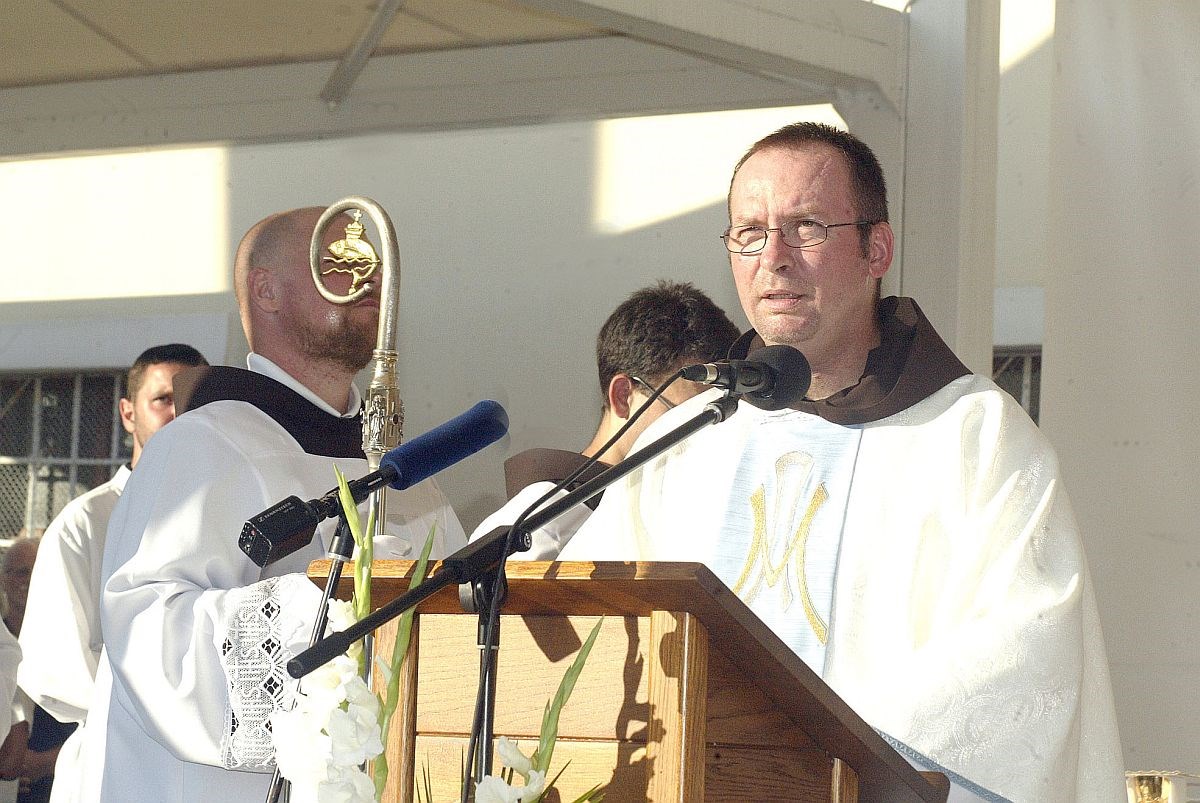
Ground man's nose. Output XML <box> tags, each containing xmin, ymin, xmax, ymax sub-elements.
<box><xmin>759</xmin><ymin>227</ymin><xmax>799</xmax><ymax>272</ymax></box>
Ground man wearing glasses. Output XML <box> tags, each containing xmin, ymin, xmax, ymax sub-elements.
<box><xmin>560</xmin><ymin>123</ymin><xmax>1124</xmax><ymax>802</ymax></box>
<box><xmin>470</xmin><ymin>280</ymin><xmax>739</xmax><ymax>559</ymax></box>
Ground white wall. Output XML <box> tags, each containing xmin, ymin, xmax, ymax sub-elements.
<box><xmin>993</xmin><ymin>0</ymin><xmax>1054</xmax><ymax>346</ymax></box>
<box><xmin>0</xmin><ymin>105</ymin><xmax>833</xmax><ymax>529</ymax></box>
<box><xmin>1045</xmin><ymin>0</ymin><xmax>1200</xmax><ymax>771</ymax></box>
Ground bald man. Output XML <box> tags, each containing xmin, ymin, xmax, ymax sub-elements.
<box><xmin>81</xmin><ymin>208</ymin><xmax>465</xmax><ymax>802</ymax></box>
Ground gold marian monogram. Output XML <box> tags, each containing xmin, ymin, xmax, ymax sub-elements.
<box><xmin>732</xmin><ymin>452</ymin><xmax>830</xmax><ymax>643</ymax></box>
<box><xmin>322</xmin><ymin>209</ymin><xmax>381</xmax><ymax>293</ymax></box>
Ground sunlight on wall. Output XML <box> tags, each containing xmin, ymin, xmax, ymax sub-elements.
<box><xmin>592</xmin><ymin>105</ymin><xmax>846</xmax><ymax>235</ymax></box>
<box><xmin>1000</xmin><ymin>0</ymin><xmax>1054</xmax><ymax>71</ymax></box>
<box><xmin>0</xmin><ymin>147</ymin><xmax>230</xmax><ymax>302</ymax></box>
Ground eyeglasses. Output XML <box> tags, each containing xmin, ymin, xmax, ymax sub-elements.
<box><xmin>630</xmin><ymin>376</ymin><xmax>675</xmax><ymax>410</ymax></box>
<box><xmin>720</xmin><ymin>218</ymin><xmax>874</xmax><ymax>255</ymax></box>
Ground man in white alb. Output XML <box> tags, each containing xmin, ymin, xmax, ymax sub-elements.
<box><xmin>17</xmin><ymin>343</ymin><xmax>207</xmax><ymax>802</ymax></box>
<box><xmin>560</xmin><ymin>123</ymin><xmax>1125</xmax><ymax>802</ymax></box>
<box><xmin>82</xmin><ymin>207</ymin><xmax>465</xmax><ymax>801</ymax></box>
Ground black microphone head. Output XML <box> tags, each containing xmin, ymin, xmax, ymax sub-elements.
<box><xmin>744</xmin><ymin>345</ymin><xmax>811</xmax><ymax>410</ymax></box>
<box><xmin>380</xmin><ymin>400</ymin><xmax>509</xmax><ymax>490</ymax></box>
<box><xmin>239</xmin><ymin>496</ymin><xmax>318</xmax><ymax>567</ymax></box>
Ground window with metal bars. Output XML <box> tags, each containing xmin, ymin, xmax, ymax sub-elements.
<box><xmin>992</xmin><ymin>346</ymin><xmax>1042</xmax><ymax>424</ymax></box>
<box><xmin>0</xmin><ymin>371</ymin><xmax>130</xmax><ymax>542</ymax></box>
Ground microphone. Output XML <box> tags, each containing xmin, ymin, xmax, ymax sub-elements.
<box><xmin>240</xmin><ymin>400</ymin><xmax>509</xmax><ymax>567</ymax></box>
<box><xmin>681</xmin><ymin>345</ymin><xmax>811</xmax><ymax>411</ymax></box>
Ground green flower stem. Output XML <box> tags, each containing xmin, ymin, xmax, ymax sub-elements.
<box><xmin>528</xmin><ymin>617</ymin><xmax>604</xmax><ymax>801</ymax></box>
<box><xmin>373</xmin><ymin>526</ymin><xmax>436</xmax><ymax>799</ymax></box>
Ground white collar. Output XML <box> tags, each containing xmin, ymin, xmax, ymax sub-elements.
<box><xmin>245</xmin><ymin>352</ymin><xmax>362</xmax><ymax>419</ymax></box>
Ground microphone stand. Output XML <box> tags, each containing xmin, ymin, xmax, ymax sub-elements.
<box><xmin>287</xmin><ymin>392</ymin><xmax>741</xmax><ymax>789</ymax></box>
<box><xmin>289</xmin><ymin>392</ymin><xmax>739</xmax><ymax>677</ymax></box>
<box><xmin>265</xmin><ymin>514</ymin><xmax>358</xmax><ymax>803</ymax></box>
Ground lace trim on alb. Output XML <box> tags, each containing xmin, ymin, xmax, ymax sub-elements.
<box><xmin>219</xmin><ymin>577</ymin><xmax>297</xmax><ymax>769</ymax></box>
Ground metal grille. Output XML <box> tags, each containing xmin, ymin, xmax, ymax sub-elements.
<box><xmin>993</xmin><ymin>346</ymin><xmax>1041</xmax><ymax>424</ymax></box>
<box><xmin>0</xmin><ymin>370</ymin><xmax>128</xmax><ymax>540</ymax></box>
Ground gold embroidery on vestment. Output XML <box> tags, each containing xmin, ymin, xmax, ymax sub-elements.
<box><xmin>733</xmin><ymin>480</ymin><xmax>830</xmax><ymax>643</ymax></box>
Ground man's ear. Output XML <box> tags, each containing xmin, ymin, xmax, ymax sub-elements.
<box><xmin>607</xmin><ymin>374</ymin><xmax>635</xmax><ymax>419</ymax></box>
<box><xmin>248</xmin><ymin>267</ymin><xmax>281</xmax><ymax>313</ymax></box>
<box><xmin>118</xmin><ymin>398</ymin><xmax>135</xmax><ymax>435</ymax></box>
<box><xmin>867</xmin><ymin>221</ymin><xmax>894</xmax><ymax>279</ymax></box>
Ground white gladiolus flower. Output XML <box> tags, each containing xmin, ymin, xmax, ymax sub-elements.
<box><xmin>316</xmin><ymin>763</ymin><xmax>376</xmax><ymax>803</ymax></box>
<box><xmin>521</xmin><ymin>770</ymin><xmax>546</xmax><ymax>799</ymax></box>
<box><xmin>298</xmin><ymin>653</ymin><xmax>358</xmax><ymax>716</ymax></box>
<box><xmin>496</xmin><ymin>736</ymin><xmax>532</xmax><ymax>777</ymax></box>
<box><xmin>474</xmin><ymin>776</ymin><xmax>524</xmax><ymax>803</ymax></box>
<box><xmin>474</xmin><ymin>769</ymin><xmax>547</xmax><ymax>803</ymax></box>
<box><xmin>327</xmin><ymin>599</ymin><xmax>357</xmax><ymax>632</ymax></box>
<box><xmin>344</xmin><ymin>676</ymin><xmax>381</xmax><ymax>718</ymax></box>
<box><xmin>270</xmin><ymin>708</ymin><xmax>331</xmax><ymax>786</ymax></box>
<box><xmin>326</xmin><ymin>685</ymin><xmax>384</xmax><ymax>765</ymax></box>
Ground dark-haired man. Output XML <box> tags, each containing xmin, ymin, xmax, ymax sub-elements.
<box><xmin>472</xmin><ymin>280</ymin><xmax>739</xmax><ymax>558</ymax></box>
<box><xmin>81</xmin><ymin>208</ymin><xmax>464</xmax><ymax>801</ymax></box>
<box><xmin>18</xmin><ymin>344</ymin><xmax>207</xmax><ymax>803</ymax></box>
<box><xmin>561</xmin><ymin>123</ymin><xmax>1123</xmax><ymax>802</ymax></box>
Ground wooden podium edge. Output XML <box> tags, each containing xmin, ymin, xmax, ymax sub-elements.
<box><xmin>309</xmin><ymin>559</ymin><xmax>946</xmax><ymax>803</ymax></box>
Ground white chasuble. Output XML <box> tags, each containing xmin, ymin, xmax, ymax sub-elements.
<box><xmin>562</xmin><ymin>378</ymin><xmax>1125</xmax><ymax>803</ymax></box>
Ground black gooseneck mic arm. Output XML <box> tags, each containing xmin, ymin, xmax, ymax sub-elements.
<box><xmin>286</xmin><ymin>391</ymin><xmax>741</xmax><ymax>679</ymax></box>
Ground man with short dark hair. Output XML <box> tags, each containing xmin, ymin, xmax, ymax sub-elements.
<box><xmin>81</xmin><ymin>208</ymin><xmax>465</xmax><ymax>802</ymax></box>
<box><xmin>119</xmin><ymin>344</ymin><xmax>209</xmax><ymax>467</ymax></box>
<box><xmin>473</xmin><ymin>280</ymin><xmax>739</xmax><ymax>558</ymax></box>
<box><xmin>17</xmin><ymin>344</ymin><xmax>207</xmax><ymax>803</ymax></box>
<box><xmin>561</xmin><ymin>122</ymin><xmax>1124</xmax><ymax>802</ymax></box>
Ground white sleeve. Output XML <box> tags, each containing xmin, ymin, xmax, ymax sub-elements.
<box><xmin>371</xmin><ymin>477</ymin><xmax>467</xmax><ymax>561</ymax></box>
<box><xmin>470</xmin><ymin>482</ymin><xmax>593</xmax><ymax>561</ymax></box>
<box><xmin>100</xmin><ymin>418</ymin><xmax>323</xmax><ymax>771</ymax></box>
<box><xmin>18</xmin><ymin>500</ymin><xmax>105</xmax><ymax>723</ymax></box>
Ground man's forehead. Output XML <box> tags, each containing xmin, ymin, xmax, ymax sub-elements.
<box><xmin>136</xmin><ymin>362</ymin><xmax>189</xmax><ymax>391</ymax></box>
<box><xmin>739</xmin><ymin>144</ymin><xmax>845</xmax><ymax>185</ymax></box>
<box><xmin>731</xmin><ymin>144</ymin><xmax>853</xmax><ymax>213</ymax></box>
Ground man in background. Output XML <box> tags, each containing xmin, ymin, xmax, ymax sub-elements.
<box><xmin>472</xmin><ymin>280</ymin><xmax>739</xmax><ymax>558</ymax></box>
<box><xmin>17</xmin><ymin>344</ymin><xmax>207</xmax><ymax>803</ymax></box>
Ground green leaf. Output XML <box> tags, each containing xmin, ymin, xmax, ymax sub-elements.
<box><xmin>333</xmin><ymin>466</ymin><xmax>374</xmax><ymax>623</ymax></box>
<box><xmin>566</xmin><ymin>784</ymin><xmax>605</xmax><ymax>803</ymax></box>
<box><xmin>417</xmin><ymin>755</ymin><xmax>433</xmax><ymax>803</ymax></box>
<box><xmin>528</xmin><ymin>616</ymin><xmax>604</xmax><ymax>795</ymax></box>
<box><xmin>373</xmin><ymin>524</ymin><xmax>437</xmax><ymax>799</ymax></box>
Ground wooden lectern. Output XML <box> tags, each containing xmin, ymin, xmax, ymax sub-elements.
<box><xmin>310</xmin><ymin>560</ymin><xmax>949</xmax><ymax>803</ymax></box>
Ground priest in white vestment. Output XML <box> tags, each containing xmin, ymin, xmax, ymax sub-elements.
<box><xmin>559</xmin><ymin>122</ymin><xmax>1125</xmax><ymax>803</ymax></box>
<box><xmin>81</xmin><ymin>208</ymin><xmax>466</xmax><ymax>802</ymax></box>
<box><xmin>17</xmin><ymin>344</ymin><xmax>207</xmax><ymax>803</ymax></box>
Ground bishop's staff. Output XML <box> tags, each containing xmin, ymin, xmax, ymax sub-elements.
<box><xmin>265</xmin><ymin>197</ymin><xmax>403</xmax><ymax>803</ymax></box>
<box><xmin>310</xmin><ymin>196</ymin><xmax>405</xmax><ymax>470</ymax></box>
<box><xmin>309</xmin><ymin>196</ymin><xmax>404</xmax><ymax>672</ymax></box>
